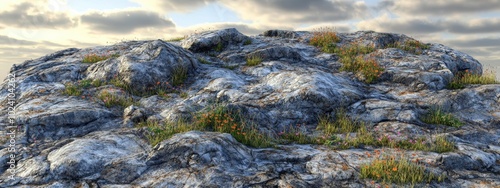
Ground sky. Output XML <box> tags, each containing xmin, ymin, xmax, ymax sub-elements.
<box><xmin>1</xmin><ymin>0</ymin><xmax>499</xmax><ymax>81</ymax></box>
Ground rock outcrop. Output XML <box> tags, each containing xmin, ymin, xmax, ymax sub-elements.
<box><xmin>0</xmin><ymin>28</ymin><xmax>499</xmax><ymax>187</ymax></box>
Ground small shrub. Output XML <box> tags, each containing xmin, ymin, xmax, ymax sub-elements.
<box><xmin>180</xmin><ymin>92</ymin><xmax>188</xmax><ymax>98</ymax></box>
<box><xmin>98</xmin><ymin>91</ymin><xmax>136</xmax><ymax>108</ymax></box>
<box><xmin>246</xmin><ymin>55</ymin><xmax>262</xmax><ymax>66</ymax></box>
<box><xmin>137</xmin><ymin>119</ymin><xmax>197</xmax><ymax>146</ymax></box>
<box><xmin>278</xmin><ymin>124</ymin><xmax>319</xmax><ymax>144</ymax></box>
<box><xmin>317</xmin><ymin>109</ymin><xmax>362</xmax><ymax>134</ymax></box>
<box><xmin>422</xmin><ymin>108</ymin><xmax>463</xmax><ymax>128</ymax></box>
<box><xmin>431</xmin><ymin>135</ymin><xmax>455</xmax><ymax>153</ymax></box>
<box><xmin>171</xmin><ymin>65</ymin><xmax>188</xmax><ymax>87</ymax></box>
<box><xmin>82</xmin><ymin>53</ymin><xmax>119</xmax><ymax>63</ymax></box>
<box><xmin>166</xmin><ymin>36</ymin><xmax>185</xmax><ymax>42</ymax></box>
<box><xmin>223</xmin><ymin>64</ymin><xmax>239</xmax><ymax>70</ymax></box>
<box><xmin>387</xmin><ymin>40</ymin><xmax>429</xmax><ymax>55</ymax></box>
<box><xmin>310</xmin><ymin>27</ymin><xmax>340</xmax><ymax>53</ymax></box>
<box><xmin>448</xmin><ymin>70</ymin><xmax>498</xmax><ymax>89</ymax></box>
<box><xmin>195</xmin><ymin>105</ymin><xmax>274</xmax><ymax>148</ymax></box>
<box><xmin>215</xmin><ymin>42</ymin><xmax>224</xmax><ymax>52</ymax></box>
<box><xmin>62</xmin><ymin>83</ymin><xmax>82</xmax><ymax>96</ymax></box>
<box><xmin>62</xmin><ymin>79</ymin><xmax>97</xmax><ymax>96</ymax></box>
<box><xmin>243</xmin><ymin>39</ymin><xmax>252</xmax><ymax>45</ymax></box>
<box><xmin>338</xmin><ymin>45</ymin><xmax>382</xmax><ymax>83</ymax></box>
<box><xmin>360</xmin><ymin>156</ymin><xmax>445</xmax><ymax>185</ymax></box>
<box><xmin>198</xmin><ymin>58</ymin><xmax>211</xmax><ymax>64</ymax></box>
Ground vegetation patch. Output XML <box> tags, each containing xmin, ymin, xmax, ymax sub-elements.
<box><xmin>246</xmin><ymin>55</ymin><xmax>262</xmax><ymax>66</ymax></box>
<box><xmin>243</xmin><ymin>39</ymin><xmax>252</xmax><ymax>45</ymax></box>
<box><xmin>315</xmin><ymin>109</ymin><xmax>455</xmax><ymax>152</ymax></box>
<box><xmin>309</xmin><ymin>27</ymin><xmax>340</xmax><ymax>53</ymax></box>
<box><xmin>360</xmin><ymin>155</ymin><xmax>445</xmax><ymax>185</ymax></box>
<box><xmin>165</xmin><ymin>36</ymin><xmax>186</xmax><ymax>42</ymax></box>
<box><xmin>195</xmin><ymin>105</ymin><xmax>274</xmax><ymax>148</ymax></box>
<box><xmin>198</xmin><ymin>58</ymin><xmax>211</xmax><ymax>64</ymax></box>
<box><xmin>62</xmin><ymin>79</ymin><xmax>100</xmax><ymax>96</ymax></box>
<box><xmin>136</xmin><ymin>104</ymin><xmax>274</xmax><ymax>148</ymax></box>
<box><xmin>421</xmin><ymin>107</ymin><xmax>463</xmax><ymax>128</ymax></box>
<box><xmin>82</xmin><ymin>53</ymin><xmax>119</xmax><ymax>63</ymax></box>
<box><xmin>97</xmin><ymin>91</ymin><xmax>137</xmax><ymax>108</ymax></box>
<box><xmin>137</xmin><ymin>119</ymin><xmax>199</xmax><ymax>146</ymax></box>
<box><xmin>448</xmin><ymin>70</ymin><xmax>498</xmax><ymax>89</ymax></box>
<box><xmin>387</xmin><ymin>40</ymin><xmax>430</xmax><ymax>55</ymax></box>
<box><xmin>215</xmin><ymin>42</ymin><xmax>224</xmax><ymax>52</ymax></box>
<box><xmin>171</xmin><ymin>65</ymin><xmax>188</xmax><ymax>87</ymax></box>
<box><xmin>337</xmin><ymin>44</ymin><xmax>383</xmax><ymax>84</ymax></box>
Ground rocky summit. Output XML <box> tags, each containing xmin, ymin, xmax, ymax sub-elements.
<box><xmin>0</xmin><ymin>28</ymin><xmax>499</xmax><ymax>188</ymax></box>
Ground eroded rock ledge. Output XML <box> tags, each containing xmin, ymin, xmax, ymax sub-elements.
<box><xmin>0</xmin><ymin>28</ymin><xmax>499</xmax><ymax>187</ymax></box>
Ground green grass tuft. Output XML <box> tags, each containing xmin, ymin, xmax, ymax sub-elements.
<box><xmin>448</xmin><ymin>70</ymin><xmax>498</xmax><ymax>89</ymax></box>
<box><xmin>309</xmin><ymin>27</ymin><xmax>340</xmax><ymax>53</ymax></box>
<box><xmin>243</xmin><ymin>39</ymin><xmax>252</xmax><ymax>45</ymax></box>
<box><xmin>360</xmin><ymin>156</ymin><xmax>445</xmax><ymax>185</ymax></box>
<box><xmin>246</xmin><ymin>55</ymin><xmax>262</xmax><ymax>66</ymax></box>
<box><xmin>97</xmin><ymin>91</ymin><xmax>136</xmax><ymax>108</ymax></box>
<box><xmin>165</xmin><ymin>36</ymin><xmax>185</xmax><ymax>42</ymax></box>
<box><xmin>215</xmin><ymin>42</ymin><xmax>224</xmax><ymax>52</ymax></box>
<box><xmin>421</xmin><ymin>108</ymin><xmax>463</xmax><ymax>128</ymax></box>
<box><xmin>171</xmin><ymin>65</ymin><xmax>188</xmax><ymax>87</ymax></box>
<box><xmin>82</xmin><ymin>53</ymin><xmax>119</xmax><ymax>63</ymax></box>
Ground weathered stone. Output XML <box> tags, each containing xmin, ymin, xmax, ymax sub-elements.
<box><xmin>0</xmin><ymin>28</ymin><xmax>499</xmax><ymax>188</ymax></box>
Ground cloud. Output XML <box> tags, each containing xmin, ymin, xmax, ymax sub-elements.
<box><xmin>131</xmin><ymin>0</ymin><xmax>216</xmax><ymax>12</ymax></box>
<box><xmin>357</xmin><ymin>14</ymin><xmax>445</xmax><ymax>35</ymax></box>
<box><xmin>446</xmin><ymin>18</ymin><xmax>500</xmax><ymax>34</ymax></box>
<box><xmin>446</xmin><ymin>37</ymin><xmax>500</xmax><ymax>48</ymax></box>
<box><xmin>0</xmin><ymin>2</ymin><xmax>77</xmax><ymax>29</ymax></box>
<box><xmin>0</xmin><ymin>35</ymin><xmax>38</xmax><ymax>46</ymax></box>
<box><xmin>387</xmin><ymin>0</ymin><xmax>500</xmax><ymax>15</ymax></box>
<box><xmin>80</xmin><ymin>9</ymin><xmax>175</xmax><ymax>34</ymax></box>
<box><xmin>222</xmin><ymin>0</ymin><xmax>367</xmax><ymax>24</ymax></box>
<box><xmin>177</xmin><ymin>22</ymin><xmax>281</xmax><ymax>36</ymax></box>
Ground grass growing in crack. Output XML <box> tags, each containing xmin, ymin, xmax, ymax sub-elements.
<box><xmin>448</xmin><ymin>70</ymin><xmax>498</xmax><ymax>89</ymax></box>
<box><xmin>223</xmin><ymin>64</ymin><xmax>239</xmax><ymax>70</ymax></box>
<box><xmin>421</xmin><ymin>108</ymin><xmax>463</xmax><ymax>128</ymax></box>
<box><xmin>171</xmin><ymin>65</ymin><xmax>188</xmax><ymax>87</ymax></box>
<box><xmin>215</xmin><ymin>42</ymin><xmax>224</xmax><ymax>52</ymax></box>
<box><xmin>317</xmin><ymin>109</ymin><xmax>363</xmax><ymax>134</ymax></box>
<box><xmin>180</xmin><ymin>92</ymin><xmax>188</xmax><ymax>98</ymax></box>
<box><xmin>243</xmin><ymin>39</ymin><xmax>252</xmax><ymax>45</ymax></box>
<box><xmin>360</xmin><ymin>155</ymin><xmax>445</xmax><ymax>185</ymax></box>
<box><xmin>387</xmin><ymin>40</ymin><xmax>430</xmax><ymax>55</ymax></box>
<box><xmin>309</xmin><ymin>27</ymin><xmax>340</xmax><ymax>53</ymax></box>
<box><xmin>315</xmin><ymin>109</ymin><xmax>455</xmax><ymax>152</ymax></box>
<box><xmin>246</xmin><ymin>55</ymin><xmax>262</xmax><ymax>66</ymax></box>
<box><xmin>337</xmin><ymin>44</ymin><xmax>383</xmax><ymax>84</ymax></box>
<box><xmin>278</xmin><ymin>124</ymin><xmax>319</xmax><ymax>144</ymax></box>
<box><xmin>137</xmin><ymin>119</ymin><xmax>200</xmax><ymax>146</ymax></box>
<box><xmin>97</xmin><ymin>91</ymin><xmax>136</xmax><ymax>108</ymax></box>
<box><xmin>194</xmin><ymin>105</ymin><xmax>275</xmax><ymax>148</ymax></box>
<box><xmin>165</xmin><ymin>36</ymin><xmax>185</xmax><ymax>42</ymax></box>
<box><xmin>62</xmin><ymin>79</ymin><xmax>99</xmax><ymax>96</ymax></box>
<box><xmin>82</xmin><ymin>53</ymin><xmax>119</xmax><ymax>63</ymax></box>
<box><xmin>198</xmin><ymin>58</ymin><xmax>211</xmax><ymax>64</ymax></box>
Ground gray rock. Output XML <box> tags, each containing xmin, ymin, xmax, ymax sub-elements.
<box><xmin>0</xmin><ymin>28</ymin><xmax>499</xmax><ymax>188</ymax></box>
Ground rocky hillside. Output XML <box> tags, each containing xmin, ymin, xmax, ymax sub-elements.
<box><xmin>0</xmin><ymin>28</ymin><xmax>499</xmax><ymax>187</ymax></box>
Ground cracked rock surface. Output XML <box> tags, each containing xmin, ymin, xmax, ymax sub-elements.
<box><xmin>0</xmin><ymin>28</ymin><xmax>499</xmax><ymax>187</ymax></box>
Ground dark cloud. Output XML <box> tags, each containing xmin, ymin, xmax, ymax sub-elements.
<box><xmin>358</xmin><ymin>17</ymin><xmax>445</xmax><ymax>35</ymax></box>
<box><xmin>81</xmin><ymin>10</ymin><xmax>175</xmax><ymax>34</ymax></box>
<box><xmin>222</xmin><ymin>0</ymin><xmax>367</xmax><ymax>24</ymax></box>
<box><xmin>446</xmin><ymin>19</ymin><xmax>500</xmax><ymax>34</ymax></box>
<box><xmin>446</xmin><ymin>38</ymin><xmax>500</xmax><ymax>48</ymax></box>
<box><xmin>389</xmin><ymin>0</ymin><xmax>500</xmax><ymax>15</ymax></box>
<box><xmin>0</xmin><ymin>35</ymin><xmax>37</xmax><ymax>46</ymax></box>
<box><xmin>0</xmin><ymin>2</ymin><xmax>76</xmax><ymax>29</ymax></box>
